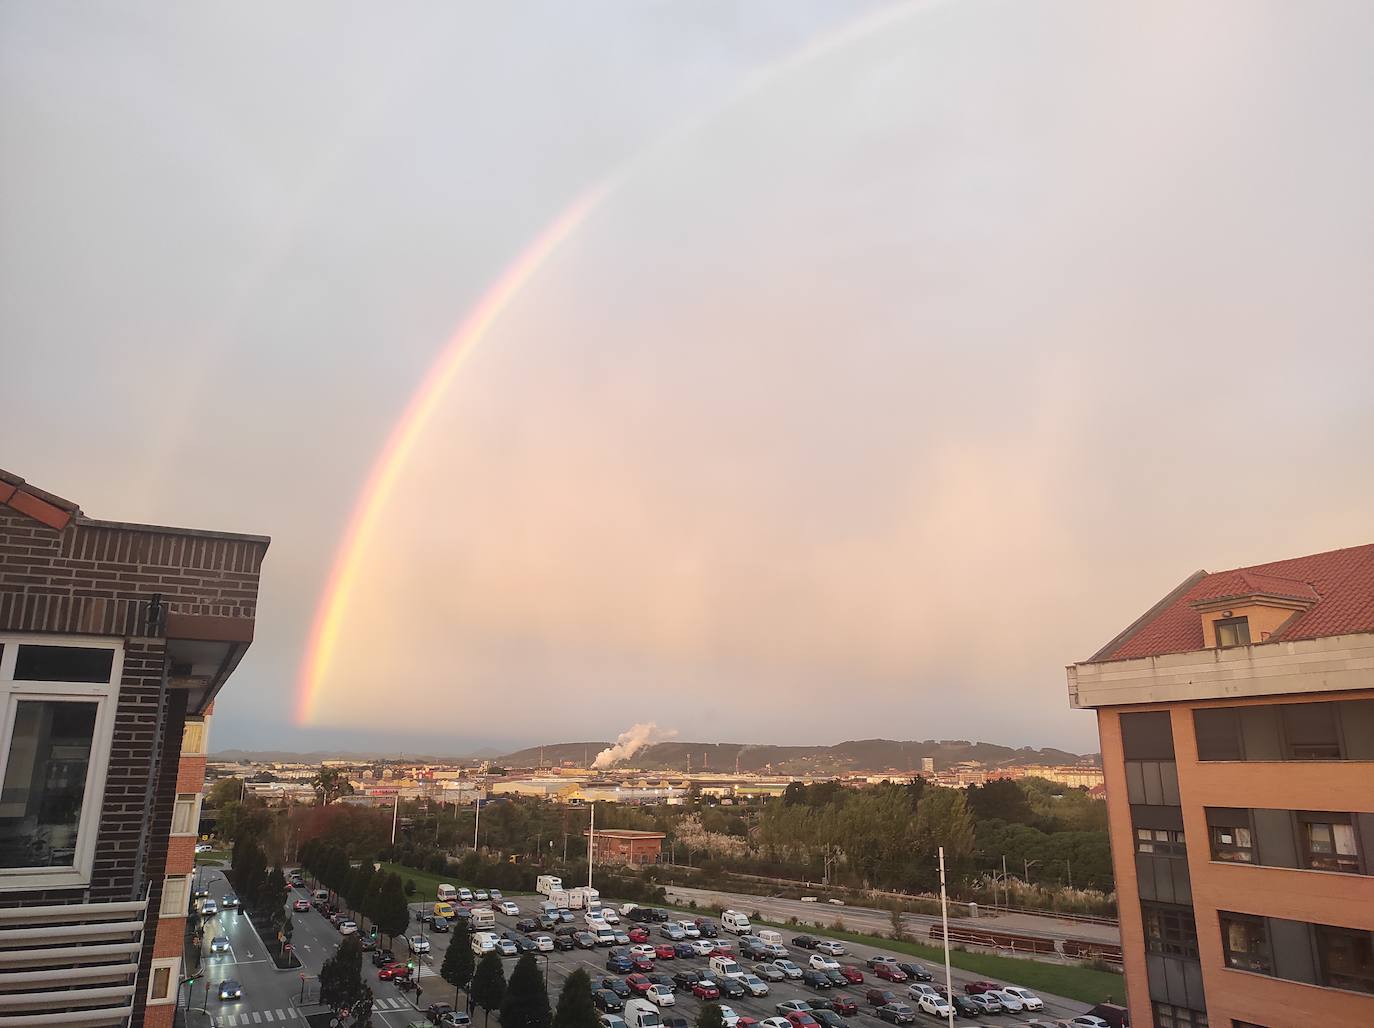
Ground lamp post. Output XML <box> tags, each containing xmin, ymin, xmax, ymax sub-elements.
<box><xmin>1023</xmin><ymin>859</ymin><xmax>1039</xmax><ymax>885</ymax></box>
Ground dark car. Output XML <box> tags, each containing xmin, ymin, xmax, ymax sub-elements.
<box><xmin>426</xmin><ymin>1004</ymin><xmax>455</xmax><ymax>1024</ymax></box>
<box><xmin>828</xmin><ymin>996</ymin><xmax>858</xmax><ymax>1017</ymax></box>
<box><xmin>606</xmin><ymin>953</ymin><xmax>634</xmax><ymax>973</ymax></box>
<box><xmin>432</xmin><ymin>918</ymin><xmax>450</xmax><ymax>933</ymax></box>
<box><xmin>893</xmin><ymin>963</ymin><xmax>931</xmax><ymax>983</ymax></box>
<box><xmin>555</xmin><ymin>924</ymin><xmax>579</xmax><ymax>937</ymax></box>
<box><xmin>512</xmin><ymin>934</ymin><xmax>539</xmax><ymax>953</ymax></box>
<box><xmin>695</xmin><ymin>919</ymin><xmax>719</xmax><ymax>938</ymax></box>
<box><xmin>648</xmin><ymin>909</ymin><xmax>671</xmax><ymax>923</ymax></box>
<box><xmin>553</xmin><ymin>934</ymin><xmax>576</xmax><ymax>951</ymax></box>
<box><xmin>715</xmin><ymin>977</ymin><xmax>746</xmax><ymax>999</ymax></box>
<box><xmin>672</xmin><ymin>970</ymin><xmax>701</xmax><ymax>991</ymax></box>
<box><xmin>599</xmin><ymin>977</ymin><xmax>631</xmax><ymax>998</ymax></box>
<box><xmin>865</xmin><ymin>990</ymin><xmax>897</xmax><ymax>1008</ymax></box>
<box><xmin>648</xmin><ymin>973</ymin><xmax>676</xmax><ymax>992</ymax></box>
<box><xmin>962</xmin><ymin>980</ymin><xmax>1001</xmax><ymax>995</ymax></box>
<box><xmin>876</xmin><ymin>1004</ymin><xmax>914</xmax><ymax>1024</ymax></box>
<box><xmin>662</xmin><ymin>1017</ymin><xmax>691</xmax><ymax>1028</ymax></box>
<box><xmin>950</xmin><ymin>995</ymin><xmax>981</xmax><ymax>1018</ymax></box>
<box><xmin>792</xmin><ymin>935</ymin><xmax>820</xmax><ymax>950</ymax></box>
<box><xmin>626</xmin><ymin>907</ymin><xmax>654</xmax><ymax>923</ymax></box>
<box><xmin>823</xmin><ymin>971</ymin><xmax>846</xmax><ymax>989</ymax></box>
<box><xmin>812</xmin><ymin>1011</ymin><xmax>846</xmax><ymax>1028</ymax></box>
<box><xmin>739</xmin><ymin>938</ymin><xmax>768</xmax><ymax>960</ymax></box>
<box><xmin>575</xmin><ymin>932</ymin><xmax>599</xmax><ymax>949</ymax></box>
<box><xmin>594</xmin><ymin>991</ymin><xmax>624</xmax><ymax>1013</ymax></box>
<box><xmin>371</xmin><ymin>949</ymin><xmax>396</xmax><ymax>967</ymax></box>
<box><xmin>801</xmin><ymin>970</ymin><xmax>832</xmax><ymax>990</ymax></box>
<box><xmin>360</xmin><ymin>935</ymin><xmax>378</xmax><ymax>952</ymax></box>
<box><xmin>517</xmin><ymin>918</ymin><xmax>539</xmax><ymax>933</ymax></box>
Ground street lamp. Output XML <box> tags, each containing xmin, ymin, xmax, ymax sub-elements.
<box><xmin>1023</xmin><ymin>859</ymin><xmax>1040</xmax><ymax>885</ymax></box>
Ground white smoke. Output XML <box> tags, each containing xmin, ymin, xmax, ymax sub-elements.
<box><xmin>592</xmin><ymin>722</ymin><xmax>677</xmax><ymax>770</ymax></box>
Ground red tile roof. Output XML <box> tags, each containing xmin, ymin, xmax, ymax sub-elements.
<box><xmin>1092</xmin><ymin>543</ymin><xmax>1374</xmax><ymax>662</ymax></box>
<box><xmin>0</xmin><ymin>468</ymin><xmax>79</xmax><ymax>532</ymax></box>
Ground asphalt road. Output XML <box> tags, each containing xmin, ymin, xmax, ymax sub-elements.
<box><xmin>185</xmin><ymin>872</ymin><xmax>1101</xmax><ymax>1027</ymax></box>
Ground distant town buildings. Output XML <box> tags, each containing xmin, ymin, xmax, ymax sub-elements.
<box><xmin>1070</xmin><ymin>543</ymin><xmax>1374</xmax><ymax>1028</ymax></box>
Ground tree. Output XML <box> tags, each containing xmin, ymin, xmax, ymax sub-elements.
<box><xmin>698</xmin><ymin>1003</ymin><xmax>725</xmax><ymax>1028</ymax></box>
<box><xmin>500</xmin><ymin>953</ymin><xmax>550</xmax><ymax>1028</ymax></box>
<box><xmin>441</xmin><ymin>919</ymin><xmax>476</xmax><ymax>1006</ymax></box>
<box><xmin>966</xmin><ymin>780</ymin><xmax>1036</xmax><ymax>825</ymax></box>
<box><xmin>471</xmin><ymin>951</ymin><xmax>507</xmax><ymax>1027</ymax></box>
<box><xmin>313</xmin><ymin>767</ymin><xmax>356</xmax><ymax>806</ymax></box>
<box><xmin>912</xmin><ymin>788</ymin><xmax>976</xmax><ymax>863</ymax></box>
<box><xmin>888</xmin><ymin>903</ymin><xmax>906</xmax><ymax>942</ymax></box>
<box><xmin>552</xmin><ymin>969</ymin><xmax>599</xmax><ymax>1028</ymax></box>
<box><xmin>375</xmin><ymin>873</ymin><xmax>410</xmax><ymax>945</ymax></box>
<box><xmin>320</xmin><ymin>935</ymin><xmax>371</xmax><ymax>1016</ymax></box>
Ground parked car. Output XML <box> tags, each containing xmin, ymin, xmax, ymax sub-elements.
<box><xmin>695</xmin><ymin>919</ymin><xmax>719</xmax><ymax>937</ymax></box>
<box><xmin>811</xmin><ymin>1011</ymin><xmax>844</xmax><ymax>1028</ymax></box>
<box><xmin>999</xmin><ymin>986</ymin><xmax>1044</xmax><ymax>1011</ymax></box>
<box><xmin>426</xmin><ymin>1003</ymin><xmax>456</xmax><ymax>1025</ymax></box>
<box><xmin>715</xmin><ymin>977</ymin><xmax>746</xmax><ymax>999</ymax></box>
<box><xmin>630</xmin><ymin>956</ymin><xmax>655</xmax><ymax>973</ymax></box>
<box><xmin>801</xmin><ymin>970</ymin><xmax>832</xmax><ymax>990</ymax></box>
<box><xmin>990</xmin><ymin>989</ymin><xmax>1026</xmax><ymax>1013</ymax></box>
<box><xmin>814</xmin><ymin>940</ymin><xmax>845</xmax><ymax>957</ymax></box>
<box><xmin>599</xmin><ymin>977</ymin><xmax>631</xmax><ymax>998</ymax></box>
<box><xmin>962</xmin><ymin>980</ymin><xmax>1001</xmax><ymax>996</ymax></box>
<box><xmin>496</xmin><ymin>939</ymin><xmax>519</xmax><ymax>957</ymax></box>
<box><xmin>499</xmin><ymin>901</ymin><xmax>520</xmax><ymax>916</ymax></box>
<box><xmin>792</xmin><ymin>935</ymin><xmax>819</xmax><ymax>949</ymax></box>
<box><xmin>540</xmin><ymin>915</ymin><xmax>559</xmax><ymax>931</ymax></box>
<box><xmin>752</xmin><ymin>964</ymin><xmax>786</xmax><ymax>982</ymax></box>
<box><xmin>872</xmin><ymin>963</ymin><xmax>905</xmax><ymax>982</ymax></box>
<box><xmin>758</xmin><ymin>1020</ymin><xmax>791</xmax><ymax>1028</ymax></box>
<box><xmin>876</xmin><ymin>1004</ymin><xmax>914</xmax><ymax>1025</ymax></box>
<box><xmin>965</xmin><ymin>993</ymin><xmax>1002</xmax><ymax>1015</ymax></box>
<box><xmin>606</xmin><ymin>953</ymin><xmax>634</xmax><ymax>973</ymax></box>
<box><xmin>689</xmin><ymin>939</ymin><xmax>716</xmax><ymax>957</ymax></box>
<box><xmin>1066</xmin><ymin>1018</ymin><xmax>1114</xmax><ymax>1028</ymax></box>
<box><xmin>600</xmin><ymin>1017</ymin><xmax>629</xmax><ymax>1028</ymax></box>
<box><xmin>774</xmin><ymin>1001</ymin><xmax>812</xmax><ymax>1016</ymax></box>
<box><xmin>893</xmin><ymin>963</ymin><xmax>931</xmax><ymax>982</ymax></box>
<box><xmin>912</xmin><ymin>994</ymin><xmax>950</xmax><ymax>1019</ymax></box>
<box><xmin>949</xmin><ymin>995</ymin><xmax>981</xmax><ymax>1018</ymax></box>
<box><xmin>837</xmin><ymin>965</ymin><xmax>863</xmax><ymax>984</ymax></box>
<box><xmin>865</xmin><ymin>957</ymin><xmax>899</xmax><ymax>972</ymax></box>
<box><xmin>372</xmin><ymin>949</ymin><xmax>395</xmax><ymax>967</ymax></box>
<box><xmin>626</xmin><ymin>974</ymin><xmax>653</xmax><ymax>996</ymax></box>
<box><xmin>783</xmin><ymin>1014</ymin><xmax>818</xmax><ymax>1028</ymax></box>
<box><xmin>717</xmin><ymin>1006</ymin><xmax>740</xmax><ymax>1028</ymax></box>
<box><xmin>628</xmin><ymin>927</ymin><xmax>651</xmax><ymax>943</ymax></box>
<box><xmin>739</xmin><ymin>974</ymin><xmax>770</xmax><ymax>997</ymax></box>
<box><xmin>660</xmin><ymin>923</ymin><xmax>686</xmax><ymax>941</ymax></box>
<box><xmin>553</xmin><ymin>934</ymin><xmax>576</xmax><ymax>951</ymax></box>
<box><xmin>864</xmin><ymin>990</ymin><xmax>897</xmax><ymax>1008</ymax></box>
<box><xmin>594</xmin><ymin>989</ymin><xmax>625</xmax><ymax>1014</ymax></box>
<box><xmin>808</xmin><ymin>954</ymin><xmax>840</xmax><ymax>972</ymax></box>
<box><xmin>672</xmin><ymin>970</ymin><xmax>701</xmax><ymax>990</ymax></box>
<box><xmin>827</xmin><ymin>996</ymin><xmax>858</xmax><ymax>1017</ymax></box>
<box><xmin>772</xmin><ymin>960</ymin><xmax>803</xmax><ymax>980</ymax></box>
<box><xmin>823</xmin><ymin>970</ymin><xmax>846</xmax><ymax>989</ymax></box>
<box><xmin>517</xmin><ymin>918</ymin><xmax>540</xmax><ymax>933</ymax></box>
<box><xmin>474</xmin><ymin>890</ymin><xmax>489</xmax><ymax>901</ymax></box>
<box><xmin>645</xmin><ymin>984</ymin><xmax>675</xmax><ymax>1006</ymax></box>
<box><xmin>654</xmin><ymin>944</ymin><xmax>676</xmax><ymax>960</ymax></box>
<box><xmin>339</xmin><ymin>920</ymin><xmax>358</xmax><ymax>935</ymax></box>
<box><xmin>662</xmin><ymin>1017</ymin><xmax>690</xmax><ymax>1028</ymax></box>
<box><xmin>575</xmin><ymin>932</ymin><xmax>599</xmax><ymax>949</ymax></box>
<box><xmin>432</xmin><ymin>918</ymin><xmax>450</xmax><ymax>933</ymax></box>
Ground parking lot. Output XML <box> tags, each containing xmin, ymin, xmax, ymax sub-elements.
<box><xmin>342</xmin><ymin>894</ymin><xmax>1105</xmax><ymax>1027</ymax></box>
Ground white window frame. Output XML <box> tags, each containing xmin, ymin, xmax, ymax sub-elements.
<box><xmin>161</xmin><ymin>873</ymin><xmax>191</xmax><ymax>917</ymax></box>
<box><xmin>147</xmin><ymin>956</ymin><xmax>180</xmax><ymax>1005</ymax></box>
<box><xmin>171</xmin><ymin>793</ymin><xmax>200</xmax><ymax>837</ymax></box>
<box><xmin>0</xmin><ymin>633</ymin><xmax>123</xmax><ymax>892</ymax></box>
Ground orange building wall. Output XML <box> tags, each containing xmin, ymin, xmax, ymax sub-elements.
<box><xmin>177</xmin><ymin>754</ymin><xmax>207</xmax><ymax>794</ymax></box>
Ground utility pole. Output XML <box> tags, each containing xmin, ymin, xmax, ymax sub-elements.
<box><xmin>391</xmin><ymin>796</ymin><xmax>399</xmax><ymax>846</ymax></box>
<box><xmin>1066</xmin><ymin>858</ymin><xmax>1072</xmax><ymax>889</ymax></box>
<box><xmin>1001</xmin><ymin>854</ymin><xmax>1009</xmax><ymax>907</ymax></box>
<box><xmin>587</xmin><ymin>803</ymin><xmax>595</xmax><ymax>890</ymax></box>
<box><xmin>473</xmin><ymin>796</ymin><xmax>481</xmax><ymax>851</ymax></box>
<box><xmin>938</xmin><ymin>848</ymin><xmax>954</xmax><ymax>1028</ymax></box>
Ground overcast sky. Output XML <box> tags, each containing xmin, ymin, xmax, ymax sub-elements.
<box><xmin>4</xmin><ymin>2</ymin><xmax>1372</xmax><ymax>757</ymax></box>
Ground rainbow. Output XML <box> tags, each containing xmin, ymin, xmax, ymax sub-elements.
<box><xmin>293</xmin><ymin>187</ymin><xmax>604</xmax><ymax>722</ymax></box>
<box><xmin>294</xmin><ymin>0</ymin><xmax>935</xmax><ymax>723</ymax></box>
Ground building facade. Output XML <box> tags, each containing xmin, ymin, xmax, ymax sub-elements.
<box><xmin>585</xmin><ymin>829</ymin><xmax>666</xmax><ymax>865</ymax></box>
<box><xmin>1068</xmin><ymin>543</ymin><xmax>1374</xmax><ymax>1028</ymax></box>
<box><xmin>0</xmin><ymin>469</ymin><xmax>267</xmax><ymax>1026</ymax></box>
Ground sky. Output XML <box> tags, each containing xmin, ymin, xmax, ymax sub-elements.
<box><xmin>3</xmin><ymin>1</ymin><xmax>1372</xmax><ymax>757</ymax></box>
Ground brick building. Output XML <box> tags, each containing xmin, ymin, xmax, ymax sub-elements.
<box><xmin>0</xmin><ymin>469</ymin><xmax>267</xmax><ymax>1026</ymax></box>
<box><xmin>584</xmin><ymin>828</ymin><xmax>666</xmax><ymax>865</ymax></box>
<box><xmin>1068</xmin><ymin>543</ymin><xmax>1374</xmax><ymax>1028</ymax></box>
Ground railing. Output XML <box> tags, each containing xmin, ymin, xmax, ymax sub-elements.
<box><xmin>0</xmin><ymin>899</ymin><xmax>147</xmax><ymax>1027</ymax></box>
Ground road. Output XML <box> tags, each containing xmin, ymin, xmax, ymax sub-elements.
<box><xmin>186</xmin><ymin>870</ymin><xmax>1104</xmax><ymax>1027</ymax></box>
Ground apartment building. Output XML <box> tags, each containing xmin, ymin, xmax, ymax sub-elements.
<box><xmin>1068</xmin><ymin>543</ymin><xmax>1374</xmax><ymax>1028</ymax></box>
<box><xmin>0</xmin><ymin>469</ymin><xmax>267</xmax><ymax>1026</ymax></box>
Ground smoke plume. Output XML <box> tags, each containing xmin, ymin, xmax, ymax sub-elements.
<box><xmin>592</xmin><ymin>722</ymin><xmax>677</xmax><ymax>769</ymax></box>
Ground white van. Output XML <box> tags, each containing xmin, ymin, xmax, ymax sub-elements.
<box><xmin>438</xmin><ymin>884</ymin><xmax>458</xmax><ymax>903</ymax></box>
<box><xmin>624</xmin><ymin>999</ymin><xmax>663</xmax><ymax>1028</ymax></box>
<box><xmin>458</xmin><ymin>887</ymin><xmax>474</xmax><ymax>903</ymax></box>
<box><xmin>757</xmin><ymin>930</ymin><xmax>783</xmax><ymax>946</ymax></box>
<box><xmin>471</xmin><ymin>907</ymin><xmax>496</xmax><ymax>929</ymax></box>
<box><xmin>720</xmin><ymin>910</ymin><xmax>752</xmax><ymax>934</ymax></box>
<box><xmin>710</xmin><ymin>956</ymin><xmax>744</xmax><ymax>980</ymax></box>
<box><xmin>312</xmin><ymin>889</ymin><xmax>330</xmax><ymax>904</ymax></box>
<box><xmin>536</xmin><ymin>875</ymin><xmax>563</xmax><ymax>896</ymax></box>
<box><xmin>471</xmin><ymin>931</ymin><xmax>498</xmax><ymax>955</ymax></box>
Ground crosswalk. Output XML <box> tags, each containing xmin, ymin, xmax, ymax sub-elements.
<box><xmin>216</xmin><ymin>997</ymin><xmax>436</xmax><ymax>1024</ymax></box>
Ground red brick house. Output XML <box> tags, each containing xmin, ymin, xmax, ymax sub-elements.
<box><xmin>585</xmin><ymin>828</ymin><xmax>666</xmax><ymax>865</ymax></box>
<box><xmin>0</xmin><ymin>469</ymin><xmax>267</xmax><ymax>1026</ymax></box>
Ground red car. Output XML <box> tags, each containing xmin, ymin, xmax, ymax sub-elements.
<box><xmin>838</xmin><ymin>966</ymin><xmax>863</xmax><ymax>984</ymax></box>
<box><xmin>630</xmin><ymin>957</ymin><xmax>655</xmax><ymax>973</ymax></box>
<box><xmin>829</xmin><ymin>996</ymin><xmax>859</xmax><ymax>1016</ymax></box>
<box><xmin>378</xmin><ymin>963</ymin><xmax>411</xmax><ymax>981</ymax></box>
<box><xmin>692</xmin><ymin>981</ymin><xmax>721</xmax><ymax>1000</ymax></box>
<box><xmin>626</xmin><ymin>974</ymin><xmax>653</xmax><ymax>995</ymax></box>
<box><xmin>292</xmin><ymin>899</ymin><xmax>310</xmax><ymax>912</ymax></box>
<box><xmin>629</xmin><ymin>928</ymin><xmax>651</xmax><ymax>943</ymax></box>
<box><xmin>654</xmin><ymin>945</ymin><xmax>676</xmax><ymax>960</ymax></box>
<box><xmin>736</xmin><ymin>1019</ymin><xmax>758</xmax><ymax>1028</ymax></box>
<box><xmin>785</xmin><ymin>1014</ymin><xmax>818</xmax><ymax>1028</ymax></box>
<box><xmin>873</xmin><ymin>964</ymin><xmax>907</xmax><ymax>983</ymax></box>
<box><xmin>963</xmin><ymin>980</ymin><xmax>1001</xmax><ymax>995</ymax></box>
<box><xmin>712</xmin><ymin>941</ymin><xmax>734</xmax><ymax>954</ymax></box>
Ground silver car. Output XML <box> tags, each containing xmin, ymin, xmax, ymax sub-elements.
<box><xmin>409</xmin><ymin>935</ymin><xmax>431</xmax><ymax>954</ymax></box>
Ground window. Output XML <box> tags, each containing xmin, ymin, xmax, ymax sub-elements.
<box><xmin>1153</xmin><ymin>1002</ymin><xmax>1208</xmax><ymax>1028</ymax></box>
<box><xmin>1315</xmin><ymin>924</ymin><xmax>1374</xmax><ymax>995</ymax></box>
<box><xmin>1121</xmin><ymin>711</ymin><xmax>1176</xmax><ymax>760</ymax></box>
<box><xmin>1209</xmin><ymin>824</ymin><xmax>1255</xmax><ymax>864</ymax></box>
<box><xmin>1194</xmin><ymin>707</ymin><xmax>1244</xmax><ymax>760</ymax></box>
<box><xmin>1142</xmin><ymin>902</ymin><xmax>1199</xmax><ymax>959</ymax></box>
<box><xmin>0</xmin><ymin>636</ymin><xmax>120</xmax><ymax>890</ymax></box>
<box><xmin>1299</xmin><ymin>813</ymin><xmax>1359</xmax><ymax>873</ymax></box>
<box><xmin>1196</xmin><ymin>700</ymin><xmax>1373</xmax><ymax>762</ymax></box>
<box><xmin>1220</xmin><ymin>912</ymin><xmax>1272</xmax><ymax>975</ymax></box>
<box><xmin>1282</xmin><ymin>703</ymin><xmax>1342</xmax><ymax>759</ymax></box>
<box><xmin>171</xmin><ymin>793</ymin><xmax>199</xmax><ymax>836</ymax></box>
<box><xmin>161</xmin><ymin>874</ymin><xmax>191</xmax><ymax>916</ymax></box>
<box><xmin>148</xmin><ymin>957</ymin><xmax>180</xmax><ymax>1004</ymax></box>
<box><xmin>1214</xmin><ymin>617</ymin><xmax>1250</xmax><ymax>648</ymax></box>
<box><xmin>1137</xmin><ymin>827</ymin><xmax>1187</xmax><ymax>857</ymax></box>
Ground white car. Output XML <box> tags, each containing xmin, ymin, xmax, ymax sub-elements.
<box><xmin>990</xmin><ymin>989</ymin><xmax>1025</xmax><ymax>1013</ymax></box>
<box><xmin>489</xmin><ymin>890</ymin><xmax>503</xmax><ymax>901</ymax></box>
<box><xmin>500</xmin><ymin>901</ymin><xmax>520</xmax><ymax>916</ymax></box>
<box><xmin>629</xmin><ymin>945</ymin><xmax>657</xmax><ymax>960</ymax></box>
<box><xmin>601</xmin><ymin>909</ymin><xmax>621</xmax><ymax>925</ymax></box>
<box><xmin>600</xmin><ymin>1017</ymin><xmax>628</xmax><ymax>1028</ymax></box>
<box><xmin>586</xmin><ymin>913</ymin><xmax>608</xmax><ymax>928</ymax></box>
<box><xmin>200</xmin><ymin>900</ymin><xmax>218</xmax><ymax>916</ymax></box>
<box><xmin>760</xmin><ymin>1019</ymin><xmax>792</xmax><ymax>1028</ymax></box>
<box><xmin>533</xmin><ymin>934</ymin><xmax>554</xmax><ymax>952</ymax></box>
<box><xmin>905</xmin><ymin>984</ymin><xmax>937</xmax><ymax>1001</ymax></box>
<box><xmin>474</xmin><ymin>890</ymin><xmax>490</xmax><ymax>901</ymax></box>
<box><xmin>814</xmin><ymin>940</ymin><xmax>845</xmax><ymax>957</ymax></box>
<box><xmin>677</xmin><ymin>920</ymin><xmax>701</xmax><ymax>938</ymax></box>
<box><xmin>807</xmin><ymin>954</ymin><xmax>839</xmax><ymax>972</ymax></box>
<box><xmin>718</xmin><ymin>1006</ymin><xmax>739</xmax><ymax>1028</ymax></box>
<box><xmin>739</xmin><ymin>974</ymin><xmax>769</xmax><ymax>997</ymax></box>
<box><xmin>1067</xmin><ymin>1019</ymin><xmax>1112</xmax><ymax>1028</ymax></box>
<box><xmin>772</xmin><ymin>960</ymin><xmax>802</xmax><ymax>980</ymax></box>
<box><xmin>914</xmin><ymin>994</ymin><xmax>951</xmax><ymax>1018</ymax></box>
<box><xmin>339</xmin><ymin>920</ymin><xmax>358</xmax><ymax>935</ymax></box>
<box><xmin>497</xmin><ymin>939</ymin><xmax>518</xmax><ymax>956</ymax></box>
<box><xmin>689</xmin><ymin>939</ymin><xmax>716</xmax><ymax>956</ymax></box>
<box><xmin>408</xmin><ymin>935</ymin><xmax>430</xmax><ymax>953</ymax></box>
<box><xmin>646</xmin><ymin>985</ymin><xmax>675</xmax><ymax>1007</ymax></box>
<box><xmin>195</xmin><ymin>843</ymin><xmax>214</xmax><ymax>853</ymax></box>
<box><xmin>999</xmin><ymin>986</ymin><xmax>1043</xmax><ymax>1011</ymax></box>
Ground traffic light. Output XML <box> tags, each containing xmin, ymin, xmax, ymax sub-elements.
<box><xmin>407</xmin><ymin>960</ymin><xmax>415</xmax><ymax>971</ymax></box>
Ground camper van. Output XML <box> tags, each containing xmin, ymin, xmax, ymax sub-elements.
<box><xmin>624</xmin><ymin>999</ymin><xmax>663</xmax><ymax>1028</ymax></box>
<box><xmin>438</xmin><ymin>884</ymin><xmax>458</xmax><ymax>903</ymax></box>
<box><xmin>757</xmin><ymin>930</ymin><xmax>783</xmax><ymax>947</ymax></box>
<box><xmin>471</xmin><ymin>907</ymin><xmax>496</xmax><ymax>930</ymax></box>
<box><xmin>720</xmin><ymin>910</ymin><xmax>752</xmax><ymax>935</ymax></box>
<box><xmin>548</xmin><ymin>889</ymin><xmax>570</xmax><ymax>910</ymax></box>
<box><xmin>471</xmin><ymin>931</ymin><xmax>498</xmax><ymax>955</ymax></box>
<box><xmin>536</xmin><ymin>875</ymin><xmax>563</xmax><ymax>896</ymax></box>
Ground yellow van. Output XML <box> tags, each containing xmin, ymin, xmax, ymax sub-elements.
<box><xmin>433</xmin><ymin>901</ymin><xmax>456</xmax><ymax>920</ymax></box>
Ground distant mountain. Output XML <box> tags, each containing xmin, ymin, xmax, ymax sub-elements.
<box><xmin>498</xmin><ymin>738</ymin><xmax>1095</xmax><ymax>773</ymax></box>
<box><xmin>209</xmin><ymin>747</ymin><xmax>503</xmax><ymax>763</ymax></box>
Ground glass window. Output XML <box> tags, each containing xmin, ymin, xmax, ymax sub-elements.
<box><xmin>1281</xmin><ymin>703</ymin><xmax>1342</xmax><ymax>760</ymax></box>
<box><xmin>1220</xmin><ymin>912</ymin><xmax>1272</xmax><ymax>975</ymax></box>
<box><xmin>1122</xmin><ymin>711</ymin><xmax>1175</xmax><ymax>760</ymax></box>
<box><xmin>1142</xmin><ymin>902</ymin><xmax>1199</xmax><ymax>959</ymax></box>
<box><xmin>1137</xmin><ymin>827</ymin><xmax>1187</xmax><ymax>857</ymax></box>
<box><xmin>1214</xmin><ymin>617</ymin><xmax>1251</xmax><ymax>648</ymax></box>
<box><xmin>1153</xmin><ymin>1002</ymin><xmax>1208</xmax><ymax>1027</ymax></box>
<box><xmin>0</xmin><ymin>700</ymin><xmax>98</xmax><ymax>869</ymax></box>
<box><xmin>12</xmin><ymin>645</ymin><xmax>114</xmax><ymax>684</ymax></box>
<box><xmin>1194</xmin><ymin>707</ymin><xmax>1244</xmax><ymax>761</ymax></box>
<box><xmin>1209</xmin><ymin>823</ymin><xmax>1255</xmax><ymax>864</ymax></box>
<box><xmin>150</xmin><ymin>965</ymin><xmax>172</xmax><ymax>1001</ymax></box>
<box><xmin>1300</xmin><ymin>815</ymin><xmax>1359</xmax><ymax>873</ymax></box>
<box><xmin>1315</xmin><ymin>924</ymin><xmax>1374</xmax><ymax>994</ymax></box>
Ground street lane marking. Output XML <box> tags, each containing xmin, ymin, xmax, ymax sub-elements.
<box><xmin>263</xmin><ymin>1011</ymin><xmax>274</xmax><ymax>1021</ymax></box>
<box><xmin>253</xmin><ymin>1014</ymin><xmax>263</xmax><ymax>1023</ymax></box>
